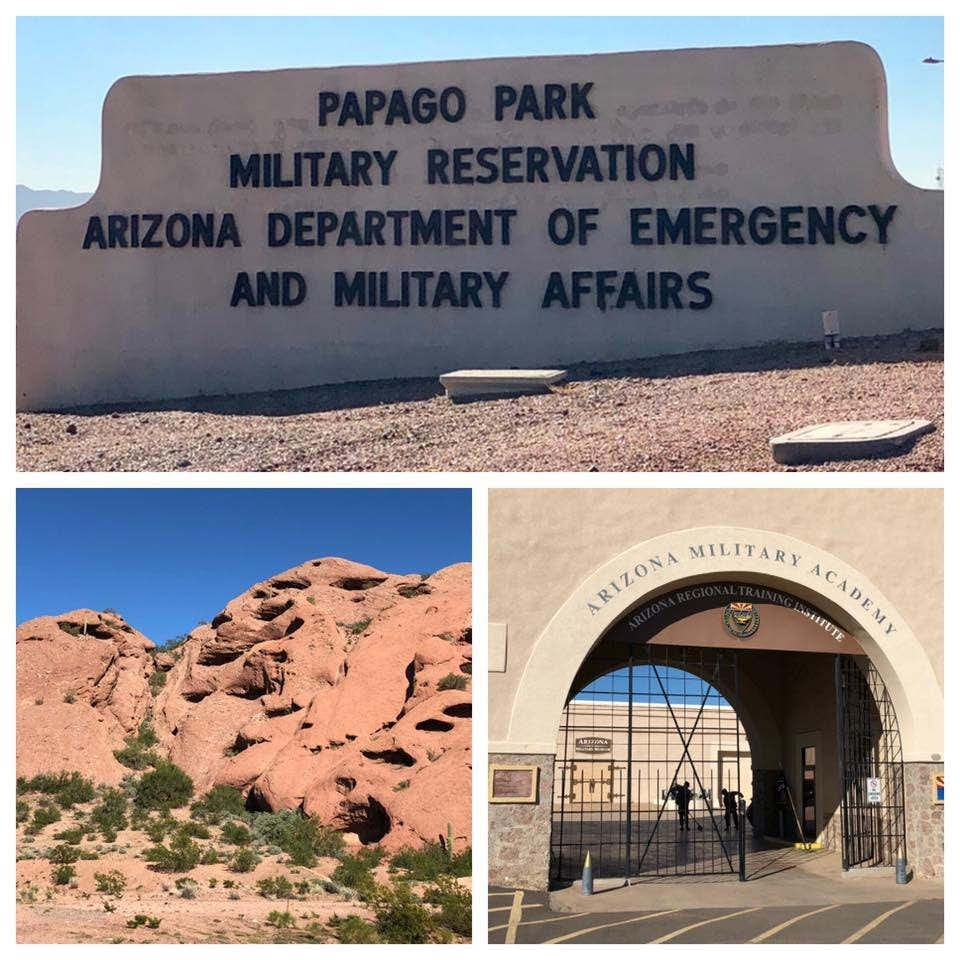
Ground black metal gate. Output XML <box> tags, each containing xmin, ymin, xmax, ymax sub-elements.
<box><xmin>550</xmin><ymin>642</ymin><xmax>746</xmax><ymax>883</ymax></box>
<box><xmin>835</xmin><ymin>655</ymin><xmax>907</xmax><ymax>870</ymax></box>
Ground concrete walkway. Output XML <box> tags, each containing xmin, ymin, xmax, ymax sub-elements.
<box><xmin>549</xmin><ymin>847</ymin><xmax>943</xmax><ymax>913</ymax></box>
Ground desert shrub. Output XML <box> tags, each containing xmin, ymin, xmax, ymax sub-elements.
<box><xmin>372</xmin><ymin>881</ymin><xmax>433</xmax><ymax>944</ymax></box>
<box><xmin>267</xmin><ymin>910</ymin><xmax>295</xmax><ymax>929</ymax></box>
<box><xmin>143</xmin><ymin>834</ymin><xmax>201</xmax><ymax>873</ymax></box>
<box><xmin>90</xmin><ymin>789</ymin><xmax>127</xmax><ymax>840</ymax></box>
<box><xmin>27</xmin><ymin>803</ymin><xmax>61</xmax><ymax>834</ymax></box>
<box><xmin>55</xmin><ymin>772</ymin><xmax>96</xmax><ymax>808</ymax></box>
<box><xmin>16</xmin><ymin>799</ymin><xmax>30</xmax><ymax>824</ymax></box>
<box><xmin>424</xmin><ymin>875</ymin><xmax>471</xmax><ymax>937</ymax></box>
<box><xmin>144</xmin><ymin>815</ymin><xmax>176</xmax><ymax>843</ymax></box>
<box><xmin>127</xmin><ymin>915</ymin><xmax>161</xmax><ymax>929</ymax></box>
<box><xmin>79</xmin><ymin>850</ymin><xmax>100</xmax><ymax>860</ymax></box>
<box><xmin>94</xmin><ymin>870</ymin><xmax>126</xmax><ymax>897</ymax></box>
<box><xmin>391</xmin><ymin>842</ymin><xmax>471</xmax><ymax>880</ymax></box>
<box><xmin>398</xmin><ymin>583</ymin><xmax>430</xmax><ymax>598</ymax></box>
<box><xmin>200</xmin><ymin>847</ymin><xmax>220</xmax><ymax>865</ymax></box>
<box><xmin>280</xmin><ymin>816</ymin><xmax>345</xmax><ymax>867</ymax></box>
<box><xmin>393</xmin><ymin>780</ymin><xmax>410</xmax><ymax>792</ymax></box>
<box><xmin>53</xmin><ymin>827</ymin><xmax>84</xmax><ymax>845</ymax></box>
<box><xmin>16</xmin><ymin>777</ymin><xmax>29</xmax><ymax>795</ymax></box>
<box><xmin>338</xmin><ymin>617</ymin><xmax>372</xmax><ymax>635</ymax></box>
<box><xmin>190</xmin><ymin>785</ymin><xmax>247</xmax><ymax>825</ymax></box>
<box><xmin>63</xmin><ymin>691</ymin><xmax>77</xmax><ymax>704</ymax></box>
<box><xmin>177</xmin><ymin>821</ymin><xmax>210</xmax><ymax>840</ymax></box>
<box><xmin>250</xmin><ymin>809</ymin><xmax>302</xmax><ymax>848</ymax></box>
<box><xmin>257</xmin><ymin>875</ymin><xmax>295</xmax><ymax>899</ymax></box>
<box><xmin>436</xmin><ymin>674</ymin><xmax>468</xmax><ymax>691</ymax></box>
<box><xmin>220</xmin><ymin>821</ymin><xmax>251</xmax><ymax>846</ymax></box>
<box><xmin>135</xmin><ymin>762</ymin><xmax>193</xmax><ymax>810</ymax></box>
<box><xmin>49</xmin><ymin>843</ymin><xmax>81</xmax><ymax>865</ymax></box>
<box><xmin>18</xmin><ymin>883</ymin><xmax>40</xmax><ymax>903</ymax></box>
<box><xmin>52</xmin><ymin>863</ymin><xmax>76</xmax><ymax>885</ymax></box>
<box><xmin>331</xmin><ymin>848</ymin><xmax>383</xmax><ymax>898</ymax></box>
<box><xmin>135</xmin><ymin>718</ymin><xmax>158</xmax><ymax>747</ymax></box>
<box><xmin>330</xmin><ymin>914</ymin><xmax>381</xmax><ymax>943</ymax></box>
<box><xmin>230</xmin><ymin>848</ymin><xmax>260</xmax><ymax>873</ymax></box>
<box><xmin>148</xmin><ymin>671</ymin><xmax>167</xmax><ymax>696</ymax></box>
<box><xmin>113</xmin><ymin>718</ymin><xmax>160</xmax><ymax>770</ymax></box>
<box><xmin>175</xmin><ymin>877</ymin><xmax>198</xmax><ymax>899</ymax></box>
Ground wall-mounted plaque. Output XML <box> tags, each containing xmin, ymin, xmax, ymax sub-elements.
<box><xmin>932</xmin><ymin>773</ymin><xmax>944</xmax><ymax>804</ymax></box>
<box><xmin>489</xmin><ymin>764</ymin><xmax>539</xmax><ymax>803</ymax></box>
<box><xmin>575</xmin><ymin>736</ymin><xmax>613</xmax><ymax>753</ymax></box>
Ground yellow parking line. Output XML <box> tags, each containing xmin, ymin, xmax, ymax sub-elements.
<box><xmin>650</xmin><ymin>906</ymin><xmax>763</xmax><ymax>944</ymax></box>
<box><xmin>505</xmin><ymin>890</ymin><xmax>524</xmax><ymax>944</ymax></box>
<box><xmin>842</xmin><ymin>901</ymin><xmax>916</xmax><ymax>944</ymax></box>
<box><xmin>545</xmin><ymin>909</ymin><xmax>680</xmax><ymax>944</ymax></box>
<box><xmin>749</xmin><ymin>904</ymin><xmax>839</xmax><ymax>943</ymax></box>
<box><xmin>489</xmin><ymin>913</ymin><xmax>589</xmax><ymax>933</ymax></box>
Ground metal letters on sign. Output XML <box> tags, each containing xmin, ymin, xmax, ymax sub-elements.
<box><xmin>866</xmin><ymin>777</ymin><xmax>882</xmax><ymax>804</ymax></box>
<box><xmin>576</xmin><ymin>737</ymin><xmax>613</xmax><ymax>753</ymax></box>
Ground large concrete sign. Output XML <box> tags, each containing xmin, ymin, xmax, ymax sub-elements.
<box><xmin>17</xmin><ymin>41</ymin><xmax>943</xmax><ymax>410</ymax></box>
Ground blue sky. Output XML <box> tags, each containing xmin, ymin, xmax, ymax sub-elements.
<box><xmin>16</xmin><ymin>16</ymin><xmax>943</xmax><ymax>192</ymax></box>
<box><xmin>574</xmin><ymin>665</ymin><xmax>731</xmax><ymax>707</ymax></box>
<box><xmin>16</xmin><ymin>488</ymin><xmax>471</xmax><ymax>645</ymax></box>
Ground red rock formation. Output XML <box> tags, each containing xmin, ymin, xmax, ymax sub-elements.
<box><xmin>17</xmin><ymin>559</ymin><xmax>472</xmax><ymax>852</ymax></box>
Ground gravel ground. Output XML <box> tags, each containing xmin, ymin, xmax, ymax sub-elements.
<box><xmin>16</xmin><ymin>331</ymin><xmax>943</xmax><ymax>473</ymax></box>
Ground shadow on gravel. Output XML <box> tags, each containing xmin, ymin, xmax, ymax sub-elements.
<box><xmin>44</xmin><ymin>329</ymin><xmax>942</xmax><ymax>419</ymax></box>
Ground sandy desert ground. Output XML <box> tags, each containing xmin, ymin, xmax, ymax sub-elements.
<box><xmin>16</xmin><ymin>330</ymin><xmax>942</xmax><ymax>472</ymax></box>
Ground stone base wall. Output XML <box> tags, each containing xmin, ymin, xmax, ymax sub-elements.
<box><xmin>488</xmin><ymin>753</ymin><xmax>555</xmax><ymax>891</ymax></box>
<box><xmin>904</xmin><ymin>761</ymin><xmax>943</xmax><ymax>878</ymax></box>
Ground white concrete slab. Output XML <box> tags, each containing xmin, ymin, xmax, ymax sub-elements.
<box><xmin>440</xmin><ymin>369</ymin><xmax>567</xmax><ymax>401</ymax></box>
<box><xmin>770</xmin><ymin>419</ymin><xmax>934</xmax><ymax>464</ymax></box>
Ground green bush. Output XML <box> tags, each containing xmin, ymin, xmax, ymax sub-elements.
<box><xmin>55</xmin><ymin>772</ymin><xmax>96</xmax><ymax>808</ymax></box>
<box><xmin>148</xmin><ymin>671</ymin><xmax>167</xmax><ymax>696</ymax></box>
<box><xmin>113</xmin><ymin>718</ymin><xmax>160</xmax><ymax>770</ymax></box>
<box><xmin>331</xmin><ymin>848</ymin><xmax>383</xmax><ymax>898</ymax></box>
<box><xmin>51</xmin><ymin>863</ymin><xmax>76</xmax><ymax>886</ymax></box>
<box><xmin>143</xmin><ymin>834</ymin><xmax>201</xmax><ymax>873</ymax></box>
<box><xmin>391</xmin><ymin>843</ymin><xmax>472</xmax><ymax>880</ymax></box>
<box><xmin>436</xmin><ymin>674</ymin><xmax>468</xmax><ymax>691</ymax></box>
<box><xmin>94</xmin><ymin>870</ymin><xmax>126</xmax><ymax>897</ymax></box>
<box><xmin>257</xmin><ymin>875</ymin><xmax>295</xmax><ymax>899</ymax></box>
<box><xmin>200</xmin><ymin>847</ymin><xmax>220</xmax><ymax>865</ymax></box>
<box><xmin>330</xmin><ymin>915</ymin><xmax>381</xmax><ymax>944</ymax></box>
<box><xmin>267</xmin><ymin>910</ymin><xmax>295</xmax><ymax>929</ymax></box>
<box><xmin>53</xmin><ymin>827</ymin><xmax>84</xmax><ymax>845</ymax></box>
<box><xmin>49</xmin><ymin>844</ymin><xmax>81</xmax><ymax>865</ymax></box>
<box><xmin>177</xmin><ymin>821</ymin><xmax>210</xmax><ymax>840</ymax></box>
<box><xmin>27</xmin><ymin>803</ymin><xmax>61</xmax><ymax>834</ymax></box>
<box><xmin>250</xmin><ymin>809</ymin><xmax>302</xmax><ymax>848</ymax></box>
<box><xmin>144</xmin><ymin>815</ymin><xmax>175</xmax><ymax>843</ymax></box>
<box><xmin>135</xmin><ymin>762</ymin><xmax>194</xmax><ymax>810</ymax></box>
<box><xmin>338</xmin><ymin>617</ymin><xmax>372</xmax><ymax>635</ymax></box>
<box><xmin>280</xmin><ymin>816</ymin><xmax>345</xmax><ymax>867</ymax></box>
<box><xmin>16</xmin><ymin>799</ymin><xmax>30</xmax><ymax>824</ymax></box>
<box><xmin>220</xmin><ymin>821</ymin><xmax>251</xmax><ymax>846</ymax></box>
<box><xmin>373</xmin><ymin>881</ymin><xmax>433</xmax><ymax>943</ymax></box>
<box><xmin>90</xmin><ymin>789</ymin><xmax>127</xmax><ymax>840</ymax></box>
<box><xmin>424</xmin><ymin>875</ymin><xmax>471</xmax><ymax>937</ymax></box>
<box><xmin>190</xmin><ymin>785</ymin><xmax>247</xmax><ymax>824</ymax></box>
<box><xmin>230</xmin><ymin>848</ymin><xmax>260</xmax><ymax>873</ymax></box>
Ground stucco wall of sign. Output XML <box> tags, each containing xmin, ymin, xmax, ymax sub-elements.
<box><xmin>18</xmin><ymin>41</ymin><xmax>942</xmax><ymax>409</ymax></box>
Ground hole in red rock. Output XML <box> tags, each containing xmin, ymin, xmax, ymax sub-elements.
<box><xmin>403</xmin><ymin>660</ymin><xmax>416</xmax><ymax>701</ymax></box>
<box><xmin>284</xmin><ymin>617</ymin><xmax>304</xmax><ymax>636</ymax></box>
<box><xmin>442</xmin><ymin>703</ymin><xmax>472</xmax><ymax>719</ymax></box>
<box><xmin>397</xmin><ymin>583</ymin><xmax>432</xmax><ymax>599</ymax></box>
<box><xmin>334</xmin><ymin>797</ymin><xmax>391</xmax><ymax>844</ymax></box>
<box><xmin>458</xmin><ymin>627</ymin><xmax>472</xmax><ymax>644</ymax></box>
<box><xmin>57</xmin><ymin>620</ymin><xmax>114</xmax><ymax>639</ymax></box>
<box><xmin>270</xmin><ymin>577</ymin><xmax>311</xmax><ymax>591</ymax></box>
<box><xmin>415</xmin><ymin>718</ymin><xmax>454</xmax><ymax>733</ymax></box>
<box><xmin>254</xmin><ymin>598</ymin><xmax>294</xmax><ymax>622</ymax></box>
<box><xmin>332</xmin><ymin>577</ymin><xmax>387</xmax><ymax>591</ymax></box>
<box><xmin>251</xmin><ymin>589</ymin><xmax>272</xmax><ymax>599</ymax></box>
<box><xmin>264</xmin><ymin>701</ymin><xmax>301</xmax><ymax>717</ymax></box>
<box><xmin>197</xmin><ymin>647</ymin><xmax>244</xmax><ymax>666</ymax></box>
<box><xmin>361</xmin><ymin>748</ymin><xmax>416</xmax><ymax>767</ymax></box>
<box><xmin>211</xmin><ymin>611</ymin><xmax>233</xmax><ymax>628</ymax></box>
<box><xmin>182</xmin><ymin>688</ymin><xmax>213</xmax><ymax>703</ymax></box>
<box><xmin>336</xmin><ymin>777</ymin><xmax>356</xmax><ymax>794</ymax></box>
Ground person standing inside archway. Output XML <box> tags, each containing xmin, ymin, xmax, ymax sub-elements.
<box><xmin>722</xmin><ymin>787</ymin><xmax>743</xmax><ymax>831</ymax></box>
<box><xmin>675</xmin><ymin>780</ymin><xmax>693</xmax><ymax>831</ymax></box>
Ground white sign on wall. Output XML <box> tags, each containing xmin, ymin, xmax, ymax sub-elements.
<box><xmin>17</xmin><ymin>41</ymin><xmax>943</xmax><ymax>410</ymax></box>
<box><xmin>867</xmin><ymin>777</ymin><xmax>882</xmax><ymax>804</ymax></box>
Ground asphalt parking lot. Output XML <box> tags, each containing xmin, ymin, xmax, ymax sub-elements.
<box><xmin>488</xmin><ymin>887</ymin><xmax>944</xmax><ymax>944</ymax></box>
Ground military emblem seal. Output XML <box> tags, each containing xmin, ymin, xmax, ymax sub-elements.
<box><xmin>723</xmin><ymin>601</ymin><xmax>759</xmax><ymax>638</ymax></box>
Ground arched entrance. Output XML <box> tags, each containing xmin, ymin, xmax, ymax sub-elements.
<box><xmin>545</xmin><ymin>578</ymin><xmax>909</xmax><ymax>885</ymax></box>
<box><xmin>490</xmin><ymin>527</ymin><xmax>940</xmax><ymax>890</ymax></box>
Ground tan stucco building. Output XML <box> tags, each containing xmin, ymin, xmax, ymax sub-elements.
<box><xmin>488</xmin><ymin>488</ymin><xmax>943</xmax><ymax>889</ymax></box>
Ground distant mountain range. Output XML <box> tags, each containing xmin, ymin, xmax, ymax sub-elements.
<box><xmin>17</xmin><ymin>184</ymin><xmax>92</xmax><ymax>221</ymax></box>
